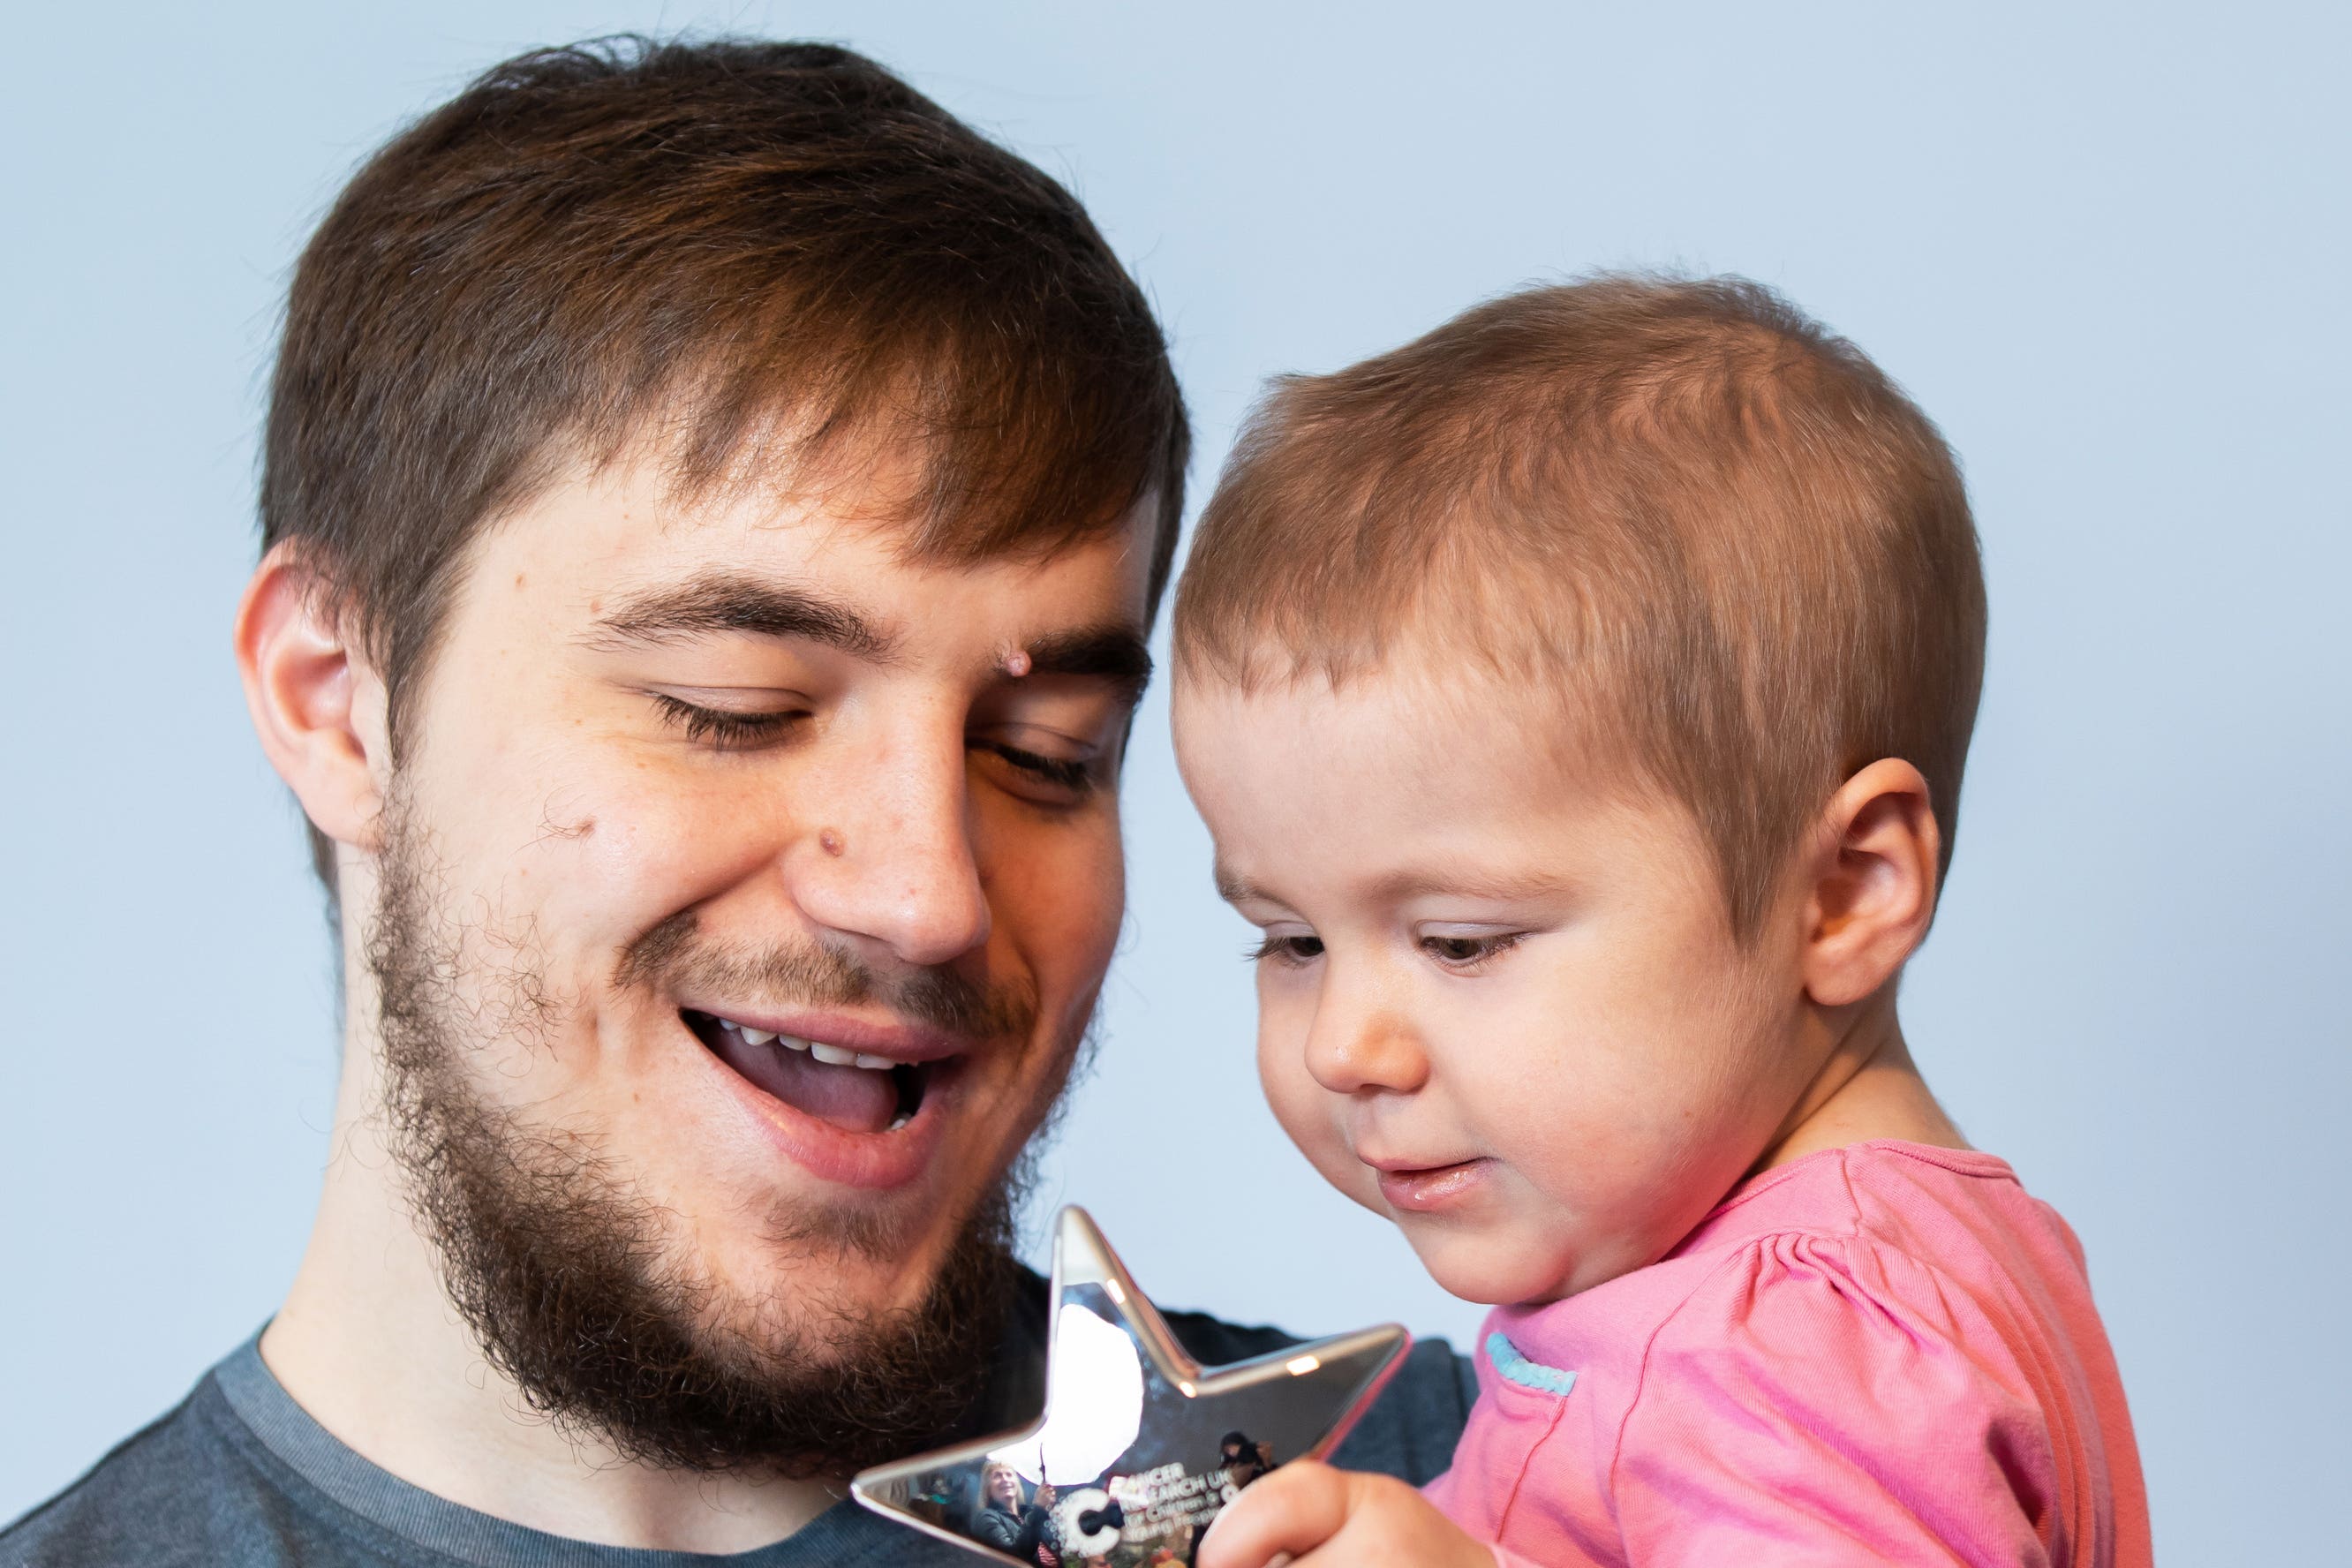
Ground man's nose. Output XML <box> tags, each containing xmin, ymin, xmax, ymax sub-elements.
<box><xmin>1300</xmin><ymin>968</ymin><xmax>1429</xmax><ymax>1097</ymax></box>
<box><xmin>787</xmin><ymin>720</ymin><xmax>992</xmax><ymax>969</ymax></box>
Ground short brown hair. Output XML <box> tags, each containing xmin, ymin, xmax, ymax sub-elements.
<box><xmin>263</xmin><ymin>37</ymin><xmax>1188</xmax><ymax>888</ymax></box>
<box><xmin>1175</xmin><ymin>275</ymin><xmax>1985</xmax><ymax>938</ymax></box>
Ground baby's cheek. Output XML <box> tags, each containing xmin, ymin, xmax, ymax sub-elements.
<box><xmin>1253</xmin><ymin>1028</ymin><xmax>1320</xmax><ymax>1145</ymax></box>
<box><xmin>1255</xmin><ymin>1024</ymin><xmax>1370</xmax><ymax>1202</ymax></box>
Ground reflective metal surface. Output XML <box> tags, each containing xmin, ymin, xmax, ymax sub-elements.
<box><xmin>852</xmin><ymin>1206</ymin><xmax>1411</xmax><ymax>1565</ymax></box>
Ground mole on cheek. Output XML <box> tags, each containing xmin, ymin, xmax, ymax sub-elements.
<box><xmin>535</xmin><ymin>807</ymin><xmax>597</xmax><ymax>844</ymax></box>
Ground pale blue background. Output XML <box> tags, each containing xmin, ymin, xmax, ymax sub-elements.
<box><xmin>3</xmin><ymin>3</ymin><xmax>2344</xmax><ymax>1557</ymax></box>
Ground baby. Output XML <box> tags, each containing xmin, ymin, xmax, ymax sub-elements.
<box><xmin>1176</xmin><ymin>277</ymin><xmax>2150</xmax><ymax>1567</ymax></box>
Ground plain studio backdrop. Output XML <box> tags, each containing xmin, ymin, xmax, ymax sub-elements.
<box><xmin>3</xmin><ymin>2</ymin><xmax>2344</xmax><ymax>1557</ymax></box>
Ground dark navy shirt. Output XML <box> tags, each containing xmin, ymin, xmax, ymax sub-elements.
<box><xmin>3</xmin><ymin>1281</ymin><xmax>1472</xmax><ymax>1566</ymax></box>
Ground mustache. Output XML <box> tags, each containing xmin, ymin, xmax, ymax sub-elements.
<box><xmin>614</xmin><ymin>909</ymin><xmax>1038</xmax><ymax>1043</ymax></box>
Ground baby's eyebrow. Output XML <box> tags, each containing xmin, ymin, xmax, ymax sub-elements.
<box><xmin>1363</xmin><ymin>866</ymin><xmax>1569</xmax><ymax>903</ymax></box>
<box><xmin>1211</xmin><ymin>862</ymin><xmax>1263</xmax><ymax>905</ymax></box>
<box><xmin>1213</xmin><ymin>862</ymin><xmax>1567</xmax><ymax>908</ymax></box>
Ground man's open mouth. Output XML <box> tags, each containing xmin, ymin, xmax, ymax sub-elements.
<box><xmin>682</xmin><ymin>1009</ymin><xmax>939</xmax><ymax>1135</ymax></box>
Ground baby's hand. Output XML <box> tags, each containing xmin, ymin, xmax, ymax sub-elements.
<box><xmin>1195</xmin><ymin>1460</ymin><xmax>1497</xmax><ymax>1568</ymax></box>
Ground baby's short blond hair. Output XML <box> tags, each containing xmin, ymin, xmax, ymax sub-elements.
<box><xmin>1174</xmin><ymin>275</ymin><xmax>1986</xmax><ymax>939</ymax></box>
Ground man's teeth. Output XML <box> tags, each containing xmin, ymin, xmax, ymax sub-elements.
<box><xmin>717</xmin><ymin>1019</ymin><xmax>905</xmax><ymax>1073</ymax></box>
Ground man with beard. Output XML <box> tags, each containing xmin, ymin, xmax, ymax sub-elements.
<box><xmin>1</xmin><ymin>36</ymin><xmax>1470</xmax><ymax>1567</ymax></box>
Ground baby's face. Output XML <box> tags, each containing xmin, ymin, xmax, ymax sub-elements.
<box><xmin>1174</xmin><ymin>666</ymin><xmax>1821</xmax><ymax>1304</ymax></box>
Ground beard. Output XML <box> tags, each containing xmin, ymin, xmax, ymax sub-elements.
<box><xmin>364</xmin><ymin>801</ymin><xmax>1055</xmax><ymax>1476</ymax></box>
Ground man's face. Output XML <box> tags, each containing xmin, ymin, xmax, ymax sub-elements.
<box><xmin>363</xmin><ymin>455</ymin><xmax>1154</xmax><ymax>1457</ymax></box>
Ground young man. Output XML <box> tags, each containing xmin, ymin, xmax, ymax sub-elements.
<box><xmin>1</xmin><ymin>39</ymin><xmax>1468</xmax><ymax>1565</ymax></box>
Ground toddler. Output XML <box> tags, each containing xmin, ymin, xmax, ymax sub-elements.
<box><xmin>1174</xmin><ymin>277</ymin><xmax>2149</xmax><ymax>1567</ymax></box>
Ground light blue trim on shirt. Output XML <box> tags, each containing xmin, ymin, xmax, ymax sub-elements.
<box><xmin>1486</xmin><ymin>1331</ymin><xmax>1577</xmax><ymax>1396</ymax></box>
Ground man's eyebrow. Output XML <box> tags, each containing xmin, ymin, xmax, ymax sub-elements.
<box><xmin>587</xmin><ymin>573</ymin><xmax>899</xmax><ymax>660</ymax></box>
<box><xmin>1021</xmin><ymin>624</ymin><xmax>1155</xmax><ymax>704</ymax></box>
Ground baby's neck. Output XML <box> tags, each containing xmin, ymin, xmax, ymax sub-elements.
<box><xmin>1752</xmin><ymin>1002</ymin><xmax>1967</xmax><ymax>1176</ymax></box>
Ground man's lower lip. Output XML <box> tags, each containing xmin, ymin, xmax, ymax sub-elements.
<box><xmin>1376</xmin><ymin>1159</ymin><xmax>1492</xmax><ymax>1212</ymax></box>
<box><xmin>697</xmin><ymin>1035</ymin><xmax>954</xmax><ymax>1191</ymax></box>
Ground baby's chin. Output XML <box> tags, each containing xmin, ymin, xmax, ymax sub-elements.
<box><xmin>1403</xmin><ymin>1220</ymin><xmax>1570</xmax><ymax>1307</ymax></box>
<box><xmin>1404</xmin><ymin>1215</ymin><xmax>1656</xmax><ymax>1307</ymax></box>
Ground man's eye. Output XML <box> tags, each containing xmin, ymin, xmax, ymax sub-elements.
<box><xmin>980</xmin><ymin>742</ymin><xmax>1097</xmax><ymax>795</ymax></box>
<box><xmin>1422</xmin><ymin>932</ymin><xmax>1522</xmax><ymax>968</ymax></box>
<box><xmin>1248</xmin><ymin>933</ymin><xmax>1324</xmax><ymax>967</ymax></box>
<box><xmin>651</xmin><ymin>694</ymin><xmax>802</xmax><ymax>752</ymax></box>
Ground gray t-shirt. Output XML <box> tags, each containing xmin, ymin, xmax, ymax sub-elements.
<box><xmin>3</xmin><ymin>1285</ymin><xmax>1472</xmax><ymax>1566</ymax></box>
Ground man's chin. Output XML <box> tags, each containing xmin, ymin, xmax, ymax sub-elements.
<box><xmin>730</xmin><ymin>1187</ymin><xmax>996</xmax><ymax>1315</ymax></box>
<box><xmin>409</xmin><ymin>1103</ymin><xmax>1029</xmax><ymax>1474</ymax></box>
<box><xmin>403</xmin><ymin>1052</ymin><xmax>1034</xmax><ymax>1471</ymax></box>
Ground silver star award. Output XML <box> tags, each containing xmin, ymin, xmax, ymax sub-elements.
<box><xmin>852</xmin><ymin>1206</ymin><xmax>1411</xmax><ymax>1564</ymax></box>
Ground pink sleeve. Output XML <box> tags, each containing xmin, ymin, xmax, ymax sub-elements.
<box><xmin>1606</xmin><ymin>1234</ymin><xmax>2057</xmax><ymax>1567</ymax></box>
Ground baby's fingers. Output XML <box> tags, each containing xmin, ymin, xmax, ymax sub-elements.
<box><xmin>1195</xmin><ymin>1460</ymin><xmax>1350</xmax><ymax>1568</ymax></box>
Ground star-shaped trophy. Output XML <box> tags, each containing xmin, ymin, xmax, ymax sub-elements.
<box><xmin>853</xmin><ymin>1206</ymin><xmax>1411</xmax><ymax>1564</ymax></box>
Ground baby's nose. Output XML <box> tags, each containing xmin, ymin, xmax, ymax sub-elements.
<box><xmin>1303</xmin><ymin>1006</ymin><xmax>1429</xmax><ymax>1096</ymax></box>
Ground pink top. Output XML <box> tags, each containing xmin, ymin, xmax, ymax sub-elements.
<box><xmin>1424</xmin><ymin>1142</ymin><xmax>2150</xmax><ymax>1567</ymax></box>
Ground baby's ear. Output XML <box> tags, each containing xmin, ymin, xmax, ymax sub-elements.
<box><xmin>1798</xmin><ymin>758</ymin><xmax>1941</xmax><ymax>1008</ymax></box>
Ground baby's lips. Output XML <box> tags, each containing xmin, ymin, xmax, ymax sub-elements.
<box><xmin>1374</xmin><ymin>1156</ymin><xmax>1495</xmax><ymax>1213</ymax></box>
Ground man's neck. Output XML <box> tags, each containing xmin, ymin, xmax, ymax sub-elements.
<box><xmin>261</xmin><ymin>1043</ymin><xmax>839</xmax><ymax>1552</ymax></box>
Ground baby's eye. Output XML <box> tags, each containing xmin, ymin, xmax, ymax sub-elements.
<box><xmin>1248</xmin><ymin>933</ymin><xmax>1324</xmax><ymax>967</ymax></box>
<box><xmin>1421</xmin><ymin>931</ymin><xmax>1522</xmax><ymax>968</ymax></box>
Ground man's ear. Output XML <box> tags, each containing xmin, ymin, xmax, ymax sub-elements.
<box><xmin>1799</xmin><ymin>758</ymin><xmax>1942</xmax><ymax>1009</ymax></box>
<box><xmin>234</xmin><ymin>543</ymin><xmax>390</xmax><ymax>855</ymax></box>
